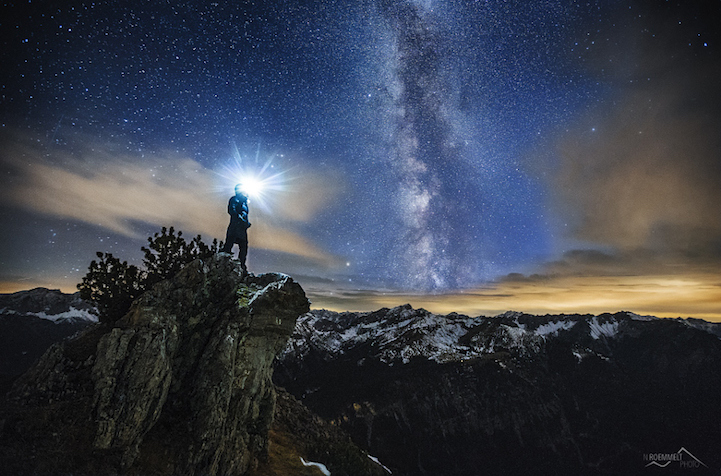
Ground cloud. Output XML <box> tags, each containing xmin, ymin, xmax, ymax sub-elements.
<box><xmin>0</xmin><ymin>131</ymin><xmax>342</xmax><ymax>266</ymax></box>
<box><xmin>502</xmin><ymin>9</ymin><xmax>721</xmax><ymax>316</ymax></box>
<box><xmin>305</xmin><ymin>274</ymin><xmax>721</xmax><ymax>321</ymax></box>
<box><xmin>545</xmin><ymin>6</ymin><xmax>721</xmax><ymax>275</ymax></box>
<box><xmin>273</xmin><ymin>170</ymin><xmax>345</xmax><ymax>223</ymax></box>
<box><xmin>554</xmin><ymin>76</ymin><xmax>721</xmax><ymax>255</ymax></box>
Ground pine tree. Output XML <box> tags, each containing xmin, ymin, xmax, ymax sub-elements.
<box><xmin>78</xmin><ymin>227</ymin><xmax>220</xmax><ymax>324</ymax></box>
<box><xmin>141</xmin><ymin>226</ymin><xmax>218</xmax><ymax>288</ymax></box>
<box><xmin>77</xmin><ymin>252</ymin><xmax>143</xmax><ymax>324</ymax></box>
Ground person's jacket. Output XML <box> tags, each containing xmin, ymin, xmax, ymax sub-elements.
<box><xmin>227</xmin><ymin>194</ymin><xmax>250</xmax><ymax>231</ymax></box>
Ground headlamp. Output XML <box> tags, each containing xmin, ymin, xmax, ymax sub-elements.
<box><xmin>239</xmin><ymin>175</ymin><xmax>264</xmax><ymax>199</ymax></box>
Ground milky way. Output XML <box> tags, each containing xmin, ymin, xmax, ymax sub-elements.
<box><xmin>1</xmin><ymin>0</ymin><xmax>720</xmax><ymax>317</ymax></box>
<box><xmin>376</xmin><ymin>1</ymin><xmax>483</xmax><ymax>289</ymax></box>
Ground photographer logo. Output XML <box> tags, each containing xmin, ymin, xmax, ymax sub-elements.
<box><xmin>644</xmin><ymin>447</ymin><xmax>707</xmax><ymax>469</ymax></box>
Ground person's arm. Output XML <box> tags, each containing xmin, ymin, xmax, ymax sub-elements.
<box><xmin>240</xmin><ymin>202</ymin><xmax>250</xmax><ymax>226</ymax></box>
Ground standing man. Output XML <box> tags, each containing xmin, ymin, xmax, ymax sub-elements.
<box><xmin>221</xmin><ymin>183</ymin><xmax>251</xmax><ymax>272</ymax></box>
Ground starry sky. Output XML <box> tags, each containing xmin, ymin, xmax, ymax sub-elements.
<box><xmin>2</xmin><ymin>0</ymin><xmax>720</xmax><ymax>320</ymax></box>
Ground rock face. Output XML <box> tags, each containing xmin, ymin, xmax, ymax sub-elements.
<box><xmin>253</xmin><ymin>387</ymin><xmax>390</xmax><ymax>476</ymax></box>
<box><xmin>275</xmin><ymin>306</ymin><xmax>721</xmax><ymax>476</ymax></box>
<box><xmin>2</xmin><ymin>254</ymin><xmax>309</xmax><ymax>475</ymax></box>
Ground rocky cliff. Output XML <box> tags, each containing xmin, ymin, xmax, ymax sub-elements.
<box><xmin>1</xmin><ymin>254</ymin><xmax>310</xmax><ymax>475</ymax></box>
<box><xmin>275</xmin><ymin>306</ymin><xmax>721</xmax><ymax>476</ymax></box>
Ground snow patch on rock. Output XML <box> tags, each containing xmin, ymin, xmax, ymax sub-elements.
<box><xmin>535</xmin><ymin>320</ymin><xmax>576</xmax><ymax>337</ymax></box>
<box><xmin>301</xmin><ymin>457</ymin><xmax>331</xmax><ymax>475</ymax></box>
<box><xmin>589</xmin><ymin>317</ymin><xmax>619</xmax><ymax>340</ymax></box>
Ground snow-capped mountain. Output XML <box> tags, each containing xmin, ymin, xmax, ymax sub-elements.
<box><xmin>282</xmin><ymin>304</ymin><xmax>720</xmax><ymax>365</ymax></box>
<box><xmin>0</xmin><ymin>287</ymin><xmax>96</xmax><ymax>323</ymax></box>
<box><xmin>275</xmin><ymin>305</ymin><xmax>721</xmax><ymax>476</ymax></box>
<box><xmin>0</xmin><ymin>288</ymin><xmax>96</xmax><ymax>384</ymax></box>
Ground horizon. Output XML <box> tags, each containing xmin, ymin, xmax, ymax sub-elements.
<box><xmin>2</xmin><ymin>1</ymin><xmax>720</xmax><ymax>322</ymax></box>
<box><xmin>2</xmin><ymin>271</ymin><xmax>720</xmax><ymax>322</ymax></box>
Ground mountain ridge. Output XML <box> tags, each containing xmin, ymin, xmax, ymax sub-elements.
<box><xmin>281</xmin><ymin>304</ymin><xmax>721</xmax><ymax>365</ymax></box>
<box><xmin>0</xmin><ymin>288</ymin><xmax>97</xmax><ymax>386</ymax></box>
<box><xmin>3</xmin><ymin>284</ymin><xmax>721</xmax><ymax>475</ymax></box>
<box><xmin>275</xmin><ymin>305</ymin><xmax>721</xmax><ymax>475</ymax></box>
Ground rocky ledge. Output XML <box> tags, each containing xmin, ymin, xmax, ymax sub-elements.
<box><xmin>1</xmin><ymin>254</ymin><xmax>309</xmax><ymax>475</ymax></box>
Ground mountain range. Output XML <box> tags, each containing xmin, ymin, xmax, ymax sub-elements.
<box><xmin>2</xmin><ymin>279</ymin><xmax>721</xmax><ymax>475</ymax></box>
<box><xmin>0</xmin><ymin>288</ymin><xmax>96</xmax><ymax>391</ymax></box>
<box><xmin>274</xmin><ymin>305</ymin><xmax>721</xmax><ymax>475</ymax></box>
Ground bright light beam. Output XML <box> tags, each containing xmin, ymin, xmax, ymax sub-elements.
<box><xmin>238</xmin><ymin>173</ymin><xmax>265</xmax><ymax>199</ymax></box>
<box><xmin>218</xmin><ymin>143</ymin><xmax>290</xmax><ymax>213</ymax></box>
<box><xmin>233</xmin><ymin>168</ymin><xmax>286</xmax><ymax>213</ymax></box>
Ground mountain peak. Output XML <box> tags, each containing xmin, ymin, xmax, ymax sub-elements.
<box><xmin>0</xmin><ymin>287</ymin><xmax>95</xmax><ymax>321</ymax></box>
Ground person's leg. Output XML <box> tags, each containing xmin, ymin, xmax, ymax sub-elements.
<box><xmin>239</xmin><ymin>232</ymin><xmax>248</xmax><ymax>272</ymax></box>
<box><xmin>221</xmin><ymin>227</ymin><xmax>234</xmax><ymax>253</ymax></box>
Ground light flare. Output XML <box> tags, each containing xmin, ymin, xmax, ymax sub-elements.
<box><xmin>219</xmin><ymin>143</ymin><xmax>289</xmax><ymax>213</ymax></box>
<box><xmin>238</xmin><ymin>174</ymin><xmax>264</xmax><ymax>199</ymax></box>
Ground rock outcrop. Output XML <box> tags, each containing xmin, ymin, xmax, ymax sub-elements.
<box><xmin>251</xmin><ymin>387</ymin><xmax>390</xmax><ymax>476</ymax></box>
<box><xmin>2</xmin><ymin>254</ymin><xmax>309</xmax><ymax>475</ymax></box>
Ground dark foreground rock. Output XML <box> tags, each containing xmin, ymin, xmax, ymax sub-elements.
<box><xmin>1</xmin><ymin>254</ymin><xmax>309</xmax><ymax>475</ymax></box>
<box><xmin>250</xmin><ymin>387</ymin><xmax>389</xmax><ymax>476</ymax></box>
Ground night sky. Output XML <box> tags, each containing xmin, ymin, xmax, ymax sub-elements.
<box><xmin>2</xmin><ymin>0</ymin><xmax>720</xmax><ymax>319</ymax></box>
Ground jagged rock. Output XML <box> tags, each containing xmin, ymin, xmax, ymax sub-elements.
<box><xmin>1</xmin><ymin>254</ymin><xmax>309</xmax><ymax>475</ymax></box>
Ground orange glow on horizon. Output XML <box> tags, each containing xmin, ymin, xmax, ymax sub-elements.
<box><xmin>307</xmin><ymin>274</ymin><xmax>721</xmax><ymax>322</ymax></box>
<box><xmin>3</xmin><ymin>273</ymin><xmax>719</xmax><ymax>323</ymax></box>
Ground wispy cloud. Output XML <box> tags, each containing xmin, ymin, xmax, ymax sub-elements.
<box><xmin>553</xmin><ymin>77</ymin><xmax>721</xmax><ymax>256</ymax></box>
<box><xmin>306</xmin><ymin>274</ymin><xmax>721</xmax><ymax>321</ymax></box>
<box><xmin>548</xmin><ymin>8</ymin><xmax>721</xmax><ymax>262</ymax></box>
<box><xmin>518</xmin><ymin>10</ymin><xmax>721</xmax><ymax>296</ymax></box>
<box><xmin>0</xmin><ymin>131</ymin><xmax>342</xmax><ymax>267</ymax></box>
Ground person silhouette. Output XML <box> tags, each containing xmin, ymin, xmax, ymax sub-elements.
<box><xmin>221</xmin><ymin>183</ymin><xmax>251</xmax><ymax>272</ymax></box>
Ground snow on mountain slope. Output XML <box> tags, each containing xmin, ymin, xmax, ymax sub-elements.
<box><xmin>0</xmin><ymin>288</ymin><xmax>97</xmax><ymax>380</ymax></box>
<box><xmin>285</xmin><ymin>305</ymin><xmax>485</xmax><ymax>364</ymax></box>
<box><xmin>0</xmin><ymin>288</ymin><xmax>97</xmax><ymax>323</ymax></box>
<box><xmin>588</xmin><ymin>316</ymin><xmax>619</xmax><ymax>340</ymax></box>
<box><xmin>283</xmin><ymin>305</ymin><xmax>720</xmax><ymax>366</ymax></box>
<box><xmin>0</xmin><ymin>306</ymin><xmax>98</xmax><ymax>323</ymax></box>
